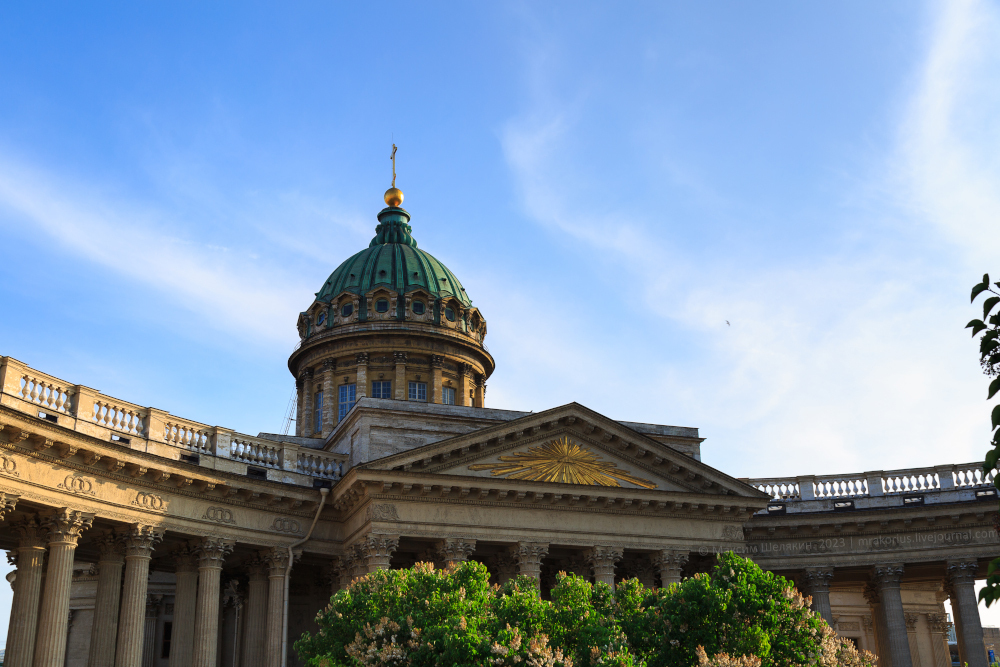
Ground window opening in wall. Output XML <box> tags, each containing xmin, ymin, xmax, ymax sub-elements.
<box><xmin>408</xmin><ymin>382</ymin><xmax>427</xmax><ymax>401</ymax></box>
<box><xmin>412</xmin><ymin>301</ymin><xmax>425</xmax><ymax>315</ymax></box>
<box><xmin>38</xmin><ymin>411</ymin><xmax>58</xmax><ymax>423</ymax></box>
<box><xmin>247</xmin><ymin>466</ymin><xmax>267</xmax><ymax>480</ymax></box>
<box><xmin>372</xmin><ymin>381</ymin><xmax>392</xmax><ymax>399</ymax></box>
<box><xmin>444</xmin><ymin>307</ymin><xmax>455</xmax><ymax>321</ymax></box>
<box><xmin>442</xmin><ymin>387</ymin><xmax>456</xmax><ymax>405</ymax></box>
<box><xmin>317</xmin><ymin>311</ymin><xmax>327</xmax><ymax>326</ymax></box>
<box><xmin>338</xmin><ymin>384</ymin><xmax>356</xmax><ymax>421</ymax></box>
<box><xmin>161</xmin><ymin>621</ymin><xmax>172</xmax><ymax>658</ymax></box>
<box><xmin>110</xmin><ymin>434</ymin><xmax>131</xmax><ymax>445</ymax></box>
<box><xmin>375</xmin><ymin>299</ymin><xmax>389</xmax><ymax>313</ymax></box>
<box><xmin>179</xmin><ymin>453</ymin><xmax>200</xmax><ymax>465</ymax></box>
<box><xmin>314</xmin><ymin>391</ymin><xmax>324</xmax><ymax>433</ymax></box>
<box><xmin>341</xmin><ymin>303</ymin><xmax>353</xmax><ymax>317</ymax></box>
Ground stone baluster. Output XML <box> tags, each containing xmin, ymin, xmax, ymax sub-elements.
<box><xmin>32</xmin><ymin>508</ymin><xmax>94</xmax><ymax>667</ymax></box>
<box><xmin>263</xmin><ymin>548</ymin><xmax>290</xmax><ymax>667</ymax></box>
<box><xmin>513</xmin><ymin>542</ymin><xmax>549</xmax><ymax>584</ymax></box>
<box><xmin>870</xmin><ymin>564</ymin><xmax>913</xmax><ymax>667</ymax></box>
<box><xmin>168</xmin><ymin>547</ymin><xmax>198</xmax><ymax>667</ymax></box>
<box><xmin>802</xmin><ymin>567</ymin><xmax>835</xmax><ymax>625</ymax></box>
<box><xmin>430</xmin><ymin>356</ymin><xmax>443</xmax><ymax>404</ymax></box>
<box><xmin>394</xmin><ymin>352</ymin><xmax>407</xmax><ymax>400</ymax></box>
<box><xmin>356</xmin><ymin>353</ymin><xmax>369</xmax><ymax>400</ymax></box>
<box><xmin>87</xmin><ymin>532</ymin><xmax>125</xmax><ymax>667</ymax></box>
<box><xmin>487</xmin><ymin>552</ymin><xmax>519</xmax><ymax>586</ymax></box>
<box><xmin>301</xmin><ymin>370</ymin><xmax>315</xmax><ymax>436</ymax></box>
<box><xmin>358</xmin><ymin>535</ymin><xmax>399</xmax><ymax>573</ymax></box>
<box><xmin>5</xmin><ymin>517</ymin><xmax>48</xmax><ymax>667</ymax></box>
<box><xmin>650</xmin><ymin>549</ymin><xmax>688</xmax><ymax>587</ymax></box>
<box><xmin>435</xmin><ymin>538</ymin><xmax>476</xmax><ymax>569</ymax></box>
<box><xmin>926</xmin><ymin>613</ymin><xmax>953</xmax><ymax>667</ymax></box>
<box><xmin>114</xmin><ymin>524</ymin><xmax>163</xmax><ymax>667</ymax></box>
<box><xmin>585</xmin><ymin>546</ymin><xmax>623</xmax><ymax>587</ymax></box>
<box><xmin>141</xmin><ymin>595</ymin><xmax>163</xmax><ymax>667</ymax></box>
<box><xmin>241</xmin><ymin>555</ymin><xmax>269</xmax><ymax>667</ymax></box>
<box><xmin>321</xmin><ymin>360</ymin><xmax>336</xmax><ymax>437</ymax></box>
<box><xmin>191</xmin><ymin>538</ymin><xmax>233</xmax><ymax>667</ymax></box>
<box><xmin>947</xmin><ymin>559</ymin><xmax>987</xmax><ymax>667</ymax></box>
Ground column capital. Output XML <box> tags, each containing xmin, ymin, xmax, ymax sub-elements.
<box><xmin>356</xmin><ymin>352</ymin><xmax>369</xmax><ymax>365</ymax></box>
<box><xmin>322</xmin><ymin>359</ymin><xmax>337</xmax><ymax>371</ymax></box>
<box><xmin>195</xmin><ymin>537</ymin><xmax>234</xmax><ymax>568</ymax></box>
<box><xmin>435</xmin><ymin>538</ymin><xmax>476</xmax><ymax>567</ymax></box>
<box><xmin>946</xmin><ymin>559</ymin><xmax>979</xmax><ymax>585</ymax></box>
<box><xmin>862</xmin><ymin>581</ymin><xmax>880</xmax><ymax>605</ymax></box>
<box><xmin>904</xmin><ymin>612</ymin><xmax>920</xmax><ymax>631</ymax></box>
<box><xmin>145</xmin><ymin>594</ymin><xmax>163</xmax><ymax>618</ymax></box>
<box><xmin>514</xmin><ymin>541</ymin><xmax>549</xmax><ymax>562</ymax></box>
<box><xmin>42</xmin><ymin>508</ymin><xmax>94</xmax><ymax>546</ymax></box>
<box><xmin>358</xmin><ymin>534</ymin><xmax>399</xmax><ymax>571</ymax></box>
<box><xmin>926</xmin><ymin>613</ymin><xmax>952</xmax><ymax>633</ymax></box>
<box><xmin>173</xmin><ymin>545</ymin><xmax>200</xmax><ymax>573</ymax></box>
<box><xmin>122</xmin><ymin>524</ymin><xmax>164</xmax><ymax>558</ymax></box>
<box><xmin>94</xmin><ymin>530</ymin><xmax>125</xmax><ymax>563</ymax></box>
<box><xmin>393</xmin><ymin>351</ymin><xmax>408</xmax><ymax>364</ymax></box>
<box><xmin>245</xmin><ymin>553</ymin><xmax>269</xmax><ymax>581</ymax></box>
<box><xmin>803</xmin><ymin>567</ymin><xmax>835</xmax><ymax>592</ymax></box>
<box><xmin>430</xmin><ymin>355</ymin><xmax>443</xmax><ymax>368</ymax></box>
<box><xmin>650</xmin><ymin>549</ymin><xmax>689</xmax><ymax>568</ymax></box>
<box><xmin>0</xmin><ymin>491</ymin><xmax>19</xmax><ymax>521</ymax></box>
<box><xmin>222</xmin><ymin>579</ymin><xmax>244</xmax><ymax>610</ymax></box>
<box><xmin>262</xmin><ymin>546</ymin><xmax>290</xmax><ymax>575</ymax></box>
<box><xmin>12</xmin><ymin>515</ymin><xmax>49</xmax><ymax>549</ymax></box>
<box><xmin>584</xmin><ymin>546</ymin><xmax>623</xmax><ymax>567</ymax></box>
<box><xmin>871</xmin><ymin>563</ymin><xmax>905</xmax><ymax>589</ymax></box>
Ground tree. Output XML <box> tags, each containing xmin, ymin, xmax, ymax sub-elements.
<box><xmin>967</xmin><ymin>274</ymin><xmax>1000</xmax><ymax>607</ymax></box>
<box><xmin>295</xmin><ymin>553</ymin><xmax>873</xmax><ymax>667</ymax></box>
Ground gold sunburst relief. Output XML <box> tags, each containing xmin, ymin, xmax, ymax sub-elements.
<box><xmin>468</xmin><ymin>436</ymin><xmax>657</xmax><ymax>489</ymax></box>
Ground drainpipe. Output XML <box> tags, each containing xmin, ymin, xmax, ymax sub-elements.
<box><xmin>282</xmin><ymin>487</ymin><xmax>329</xmax><ymax>667</ymax></box>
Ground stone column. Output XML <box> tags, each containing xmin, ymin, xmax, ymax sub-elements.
<box><xmin>948</xmin><ymin>559</ymin><xmax>987</xmax><ymax>667</ymax></box>
<box><xmin>338</xmin><ymin>547</ymin><xmax>360</xmax><ymax>590</ymax></box>
<box><xmin>87</xmin><ymin>532</ymin><xmax>125</xmax><ymax>667</ymax></box>
<box><xmin>358</xmin><ymin>535</ymin><xmax>399</xmax><ymax>573</ymax></box>
<box><xmin>294</xmin><ymin>375</ymin><xmax>305</xmax><ymax>437</ymax></box>
<box><xmin>430</xmin><ymin>356</ymin><xmax>443</xmax><ymax>404</ymax></box>
<box><xmin>487</xmin><ymin>552</ymin><xmax>518</xmax><ymax>586</ymax></box>
<box><xmin>926</xmin><ymin>613</ymin><xmax>953</xmax><ymax>667</ymax></box>
<box><xmin>321</xmin><ymin>360</ymin><xmax>336</xmax><ymax>437</ymax></box>
<box><xmin>263</xmin><ymin>548</ymin><xmax>290</xmax><ymax>667</ymax></box>
<box><xmin>864</xmin><ymin>584</ymin><xmax>891</xmax><ymax>667</ymax></box>
<box><xmin>115</xmin><ymin>524</ymin><xmax>163</xmax><ymax>667</ymax></box>
<box><xmin>220</xmin><ymin>580</ymin><xmax>243</xmax><ymax>667</ymax></box>
<box><xmin>802</xmin><ymin>567</ymin><xmax>835</xmax><ymax>625</ymax></box>
<box><xmin>356</xmin><ymin>353</ymin><xmax>369</xmax><ymax>399</ymax></box>
<box><xmin>585</xmin><ymin>547</ymin><xmax>623</xmax><ymax>587</ymax></box>
<box><xmin>457</xmin><ymin>364</ymin><xmax>471</xmax><ymax>406</ymax></box>
<box><xmin>168</xmin><ymin>547</ymin><xmax>199</xmax><ymax>667</ymax></box>
<box><xmin>650</xmin><ymin>549</ymin><xmax>688</xmax><ymax>587</ymax></box>
<box><xmin>32</xmin><ymin>508</ymin><xmax>94</xmax><ymax>667</ymax></box>
<box><xmin>473</xmin><ymin>375</ymin><xmax>485</xmax><ymax>408</ymax></box>
<box><xmin>871</xmin><ymin>564</ymin><xmax>913</xmax><ymax>667</ymax></box>
<box><xmin>141</xmin><ymin>595</ymin><xmax>163</xmax><ymax>667</ymax></box>
<box><xmin>241</xmin><ymin>554</ymin><xmax>269</xmax><ymax>667</ymax></box>
<box><xmin>435</xmin><ymin>538</ymin><xmax>476</xmax><ymax>569</ymax></box>
<box><xmin>394</xmin><ymin>352</ymin><xmax>407</xmax><ymax>400</ymax></box>
<box><xmin>513</xmin><ymin>542</ymin><xmax>549</xmax><ymax>584</ymax></box>
<box><xmin>191</xmin><ymin>538</ymin><xmax>233</xmax><ymax>667</ymax></box>
<box><xmin>5</xmin><ymin>517</ymin><xmax>48</xmax><ymax>667</ymax></box>
<box><xmin>301</xmin><ymin>369</ymin><xmax>315</xmax><ymax>436</ymax></box>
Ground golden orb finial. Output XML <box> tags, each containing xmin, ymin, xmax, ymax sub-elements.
<box><xmin>384</xmin><ymin>187</ymin><xmax>403</xmax><ymax>207</ymax></box>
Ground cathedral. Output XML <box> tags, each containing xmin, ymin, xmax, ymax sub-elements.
<box><xmin>0</xmin><ymin>180</ymin><xmax>997</xmax><ymax>667</ymax></box>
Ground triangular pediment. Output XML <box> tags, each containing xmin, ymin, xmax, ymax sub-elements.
<box><xmin>358</xmin><ymin>403</ymin><xmax>766</xmax><ymax>499</ymax></box>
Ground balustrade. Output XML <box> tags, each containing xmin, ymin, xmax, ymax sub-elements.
<box><xmin>752</xmin><ymin>479</ymin><xmax>801</xmax><ymax>501</ymax></box>
<box><xmin>17</xmin><ymin>373</ymin><xmax>75</xmax><ymax>414</ymax></box>
<box><xmin>164</xmin><ymin>420</ymin><xmax>213</xmax><ymax>452</ymax></box>
<box><xmin>91</xmin><ymin>399</ymin><xmax>147</xmax><ymax>436</ymax></box>
<box><xmin>296</xmin><ymin>452</ymin><xmax>341</xmax><ymax>480</ymax></box>
<box><xmin>230</xmin><ymin>436</ymin><xmax>281</xmax><ymax>468</ymax></box>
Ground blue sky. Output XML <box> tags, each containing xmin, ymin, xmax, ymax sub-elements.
<box><xmin>2</xmin><ymin>0</ymin><xmax>1000</xmax><ymax>629</ymax></box>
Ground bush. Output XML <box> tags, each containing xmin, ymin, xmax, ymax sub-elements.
<box><xmin>295</xmin><ymin>552</ymin><xmax>874</xmax><ymax>667</ymax></box>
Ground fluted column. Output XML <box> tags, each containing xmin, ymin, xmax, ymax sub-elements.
<box><xmin>167</xmin><ymin>547</ymin><xmax>199</xmax><ymax>667</ymax></box>
<box><xmin>513</xmin><ymin>542</ymin><xmax>548</xmax><ymax>584</ymax></box>
<box><xmin>802</xmin><ymin>567</ymin><xmax>835</xmax><ymax>625</ymax></box>
<box><xmin>114</xmin><ymin>525</ymin><xmax>163</xmax><ymax>667</ymax></box>
<box><xmin>435</xmin><ymin>538</ymin><xmax>476</xmax><ymax>569</ymax></box>
<box><xmin>651</xmin><ymin>549</ymin><xmax>688</xmax><ymax>587</ymax></box>
<box><xmin>32</xmin><ymin>508</ymin><xmax>94</xmax><ymax>667</ymax></box>
<box><xmin>241</xmin><ymin>555</ymin><xmax>268</xmax><ymax>667</ymax></box>
<box><xmin>219</xmin><ymin>581</ymin><xmax>243</xmax><ymax>667</ymax></box>
<box><xmin>585</xmin><ymin>546</ymin><xmax>622</xmax><ymax>587</ymax></box>
<box><xmin>141</xmin><ymin>595</ymin><xmax>162</xmax><ymax>667</ymax></box>
<box><xmin>926</xmin><ymin>613</ymin><xmax>953</xmax><ymax>667</ymax></box>
<box><xmin>948</xmin><ymin>559</ymin><xmax>987</xmax><ymax>667</ymax></box>
<box><xmin>5</xmin><ymin>517</ymin><xmax>48</xmax><ymax>667</ymax></box>
<box><xmin>87</xmin><ymin>532</ymin><xmax>125</xmax><ymax>667</ymax></box>
<box><xmin>321</xmin><ymin>360</ymin><xmax>336</xmax><ymax>437</ymax></box>
<box><xmin>191</xmin><ymin>538</ymin><xmax>233</xmax><ymax>667</ymax></box>
<box><xmin>357</xmin><ymin>535</ymin><xmax>399</xmax><ymax>573</ymax></box>
<box><xmin>263</xmin><ymin>548</ymin><xmax>290</xmax><ymax>667</ymax></box>
<box><xmin>871</xmin><ymin>564</ymin><xmax>912</xmax><ymax>667</ymax></box>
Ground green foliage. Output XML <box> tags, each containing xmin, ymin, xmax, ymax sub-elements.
<box><xmin>968</xmin><ymin>275</ymin><xmax>1000</xmax><ymax>608</ymax></box>
<box><xmin>295</xmin><ymin>553</ymin><xmax>874</xmax><ymax>667</ymax></box>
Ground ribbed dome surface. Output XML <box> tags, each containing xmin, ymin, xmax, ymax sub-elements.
<box><xmin>314</xmin><ymin>207</ymin><xmax>472</xmax><ymax>306</ymax></box>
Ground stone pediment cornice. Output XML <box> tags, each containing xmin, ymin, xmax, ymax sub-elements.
<box><xmin>357</xmin><ymin>402</ymin><xmax>766</xmax><ymax>499</ymax></box>
<box><xmin>0</xmin><ymin>408</ymin><xmax>321</xmax><ymax>516</ymax></box>
<box><xmin>328</xmin><ymin>468</ymin><xmax>763</xmax><ymax>521</ymax></box>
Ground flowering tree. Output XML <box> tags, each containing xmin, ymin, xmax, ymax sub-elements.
<box><xmin>296</xmin><ymin>552</ymin><xmax>872</xmax><ymax>667</ymax></box>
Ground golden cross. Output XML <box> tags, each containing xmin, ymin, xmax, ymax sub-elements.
<box><xmin>390</xmin><ymin>143</ymin><xmax>398</xmax><ymax>188</ymax></box>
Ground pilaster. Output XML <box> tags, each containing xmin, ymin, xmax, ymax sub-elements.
<box><xmin>394</xmin><ymin>352</ymin><xmax>407</xmax><ymax>400</ymax></box>
<box><xmin>457</xmin><ymin>364</ymin><xmax>471</xmax><ymax>406</ymax></box>
<box><xmin>301</xmin><ymin>369</ymin><xmax>315</xmax><ymax>436</ymax></box>
<box><xmin>321</xmin><ymin>360</ymin><xmax>336</xmax><ymax>437</ymax></box>
<box><xmin>926</xmin><ymin>613</ymin><xmax>953</xmax><ymax>667</ymax></box>
<box><xmin>115</xmin><ymin>524</ymin><xmax>164</xmax><ymax>667</ymax></box>
<box><xmin>294</xmin><ymin>375</ymin><xmax>305</xmax><ymax>437</ymax></box>
<box><xmin>356</xmin><ymin>353</ymin><xmax>369</xmax><ymax>399</ymax></box>
<box><xmin>430</xmin><ymin>356</ymin><xmax>443</xmax><ymax>404</ymax></box>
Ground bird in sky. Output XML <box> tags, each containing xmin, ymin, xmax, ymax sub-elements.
<box><xmin>726</xmin><ymin>320</ymin><xmax>730</xmax><ymax>326</ymax></box>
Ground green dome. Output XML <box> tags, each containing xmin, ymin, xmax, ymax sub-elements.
<box><xmin>315</xmin><ymin>206</ymin><xmax>472</xmax><ymax>307</ymax></box>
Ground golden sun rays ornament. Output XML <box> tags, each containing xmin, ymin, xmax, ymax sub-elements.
<box><xmin>468</xmin><ymin>437</ymin><xmax>656</xmax><ymax>489</ymax></box>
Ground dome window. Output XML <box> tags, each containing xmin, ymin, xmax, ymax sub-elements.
<box><xmin>445</xmin><ymin>307</ymin><xmax>456</xmax><ymax>322</ymax></box>
<box><xmin>317</xmin><ymin>312</ymin><xmax>327</xmax><ymax>326</ymax></box>
<box><xmin>341</xmin><ymin>303</ymin><xmax>354</xmax><ymax>317</ymax></box>
<box><xmin>412</xmin><ymin>301</ymin><xmax>425</xmax><ymax>315</ymax></box>
<box><xmin>375</xmin><ymin>299</ymin><xmax>390</xmax><ymax>313</ymax></box>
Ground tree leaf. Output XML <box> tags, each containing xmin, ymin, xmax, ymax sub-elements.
<box><xmin>985</xmin><ymin>296</ymin><xmax>1000</xmax><ymax>320</ymax></box>
<box><xmin>974</xmin><ymin>283</ymin><xmax>990</xmax><ymax>302</ymax></box>
<box><xmin>985</xmin><ymin>448</ymin><xmax>1000</xmax><ymax>471</ymax></box>
<box><xmin>983</xmin><ymin>338</ymin><xmax>1000</xmax><ymax>357</ymax></box>
<box><xmin>993</xmin><ymin>404</ymin><xmax>1000</xmax><ymax>430</ymax></box>
<box><xmin>967</xmin><ymin>319</ymin><xmax>987</xmax><ymax>336</ymax></box>
<box><xmin>991</xmin><ymin>378</ymin><xmax>1000</xmax><ymax>400</ymax></box>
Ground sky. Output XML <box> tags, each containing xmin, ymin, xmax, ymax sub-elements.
<box><xmin>2</xmin><ymin>0</ymin><xmax>1000</xmax><ymax>636</ymax></box>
